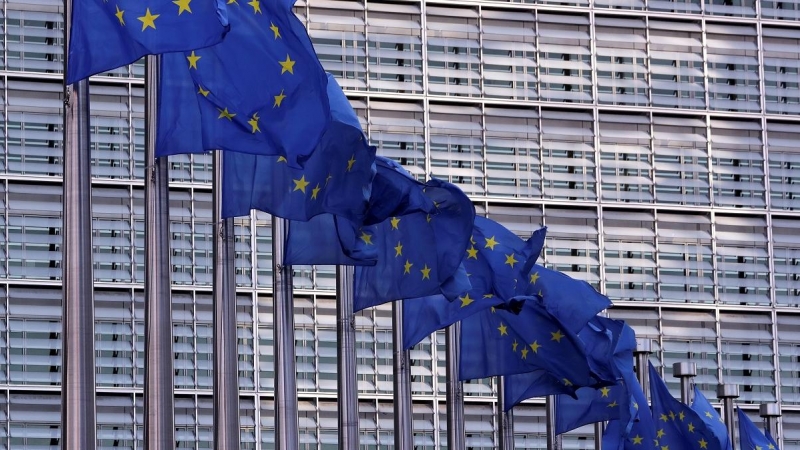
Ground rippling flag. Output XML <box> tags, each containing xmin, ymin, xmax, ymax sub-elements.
<box><xmin>692</xmin><ymin>387</ymin><xmax>734</xmax><ymax>450</ymax></box>
<box><xmin>738</xmin><ymin>408</ymin><xmax>780</xmax><ymax>450</ymax></box>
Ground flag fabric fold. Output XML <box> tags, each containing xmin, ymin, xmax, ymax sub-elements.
<box><xmin>692</xmin><ymin>386</ymin><xmax>734</xmax><ymax>450</ymax></box>
<box><xmin>737</xmin><ymin>408</ymin><xmax>780</xmax><ymax>450</ymax></box>
<box><xmin>157</xmin><ymin>0</ymin><xmax>329</xmax><ymax>165</ymax></box>
<box><xmin>68</xmin><ymin>0</ymin><xmax>230</xmax><ymax>83</ymax></box>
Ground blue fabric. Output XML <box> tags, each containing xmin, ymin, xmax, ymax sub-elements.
<box><xmin>738</xmin><ymin>408</ymin><xmax>780</xmax><ymax>450</ymax></box>
<box><xmin>602</xmin><ymin>371</ymin><xmax>657</xmax><ymax>450</ymax></box>
<box><xmin>68</xmin><ymin>0</ymin><xmax>229</xmax><ymax>83</ymax></box>
<box><xmin>525</xmin><ymin>265</ymin><xmax>612</xmax><ymax>334</ymax></box>
<box><xmin>157</xmin><ymin>0</ymin><xmax>329</xmax><ymax>166</ymax></box>
<box><xmin>401</xmin><ymin>219</ymin><xmax>547</xmax><ymax>349</ymax></box>
<box><xmin>649</xmin><ymin>363</ymin><xmax>725</xmax><ymax>450</ymax></box>
<box><xmin>692</xmin><ymin>387</ymin><xmax>734</xmax><ymax>450</ymax></box>
<box><xmin>352</xmin><ymin>178</ymin><xmax>475</xmax><ymax>311</ymax></box>
<box><xmin>221</xmin><ymin>74</ymin><xmax>375</xmax><ymax>223</ymax></box>
<box><xmin>504</xmin><ymin>371</ymin><xmax>575</xmax><ymax>411</ymax></box>
<box><xmin>459</xmin><ymin>296</ymin><xmax>593</xmax><ymax>386</ymax></box>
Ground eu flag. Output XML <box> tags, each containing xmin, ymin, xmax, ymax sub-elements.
<box><xmin>738</xmin><ymin>408</ymin><xmax>780</xmax><ymax>450</ymax></box>
<box><xmin>401</xmin><ymin>219</ymin><xmax>547</xmax><ymax>349</ymax></box>
<box><xmin>649</xmin><ymin>363</ymin><xmax>724</xmax><ymax>450</ymax></box>
<box><xmin>692</xmin><ymin>387</ymin><xmax>733</xmax><ymax>450</ymax></box>
<box><xmin>459</xmin><ymin>296</ymin><xmax>593</xmax><ymax>387</ymax></box>
<box><xmin>353</xmin><ymin>178</ymin><xmax>475</xmax><ymax>310</ymax></box>
<box><xmin>525</xmin><ymin>265</ymin><xmax>612</xmax><ymax>334</ymax></box>
<box><xmin>157</xmin><ymin>0</ymin><xmax>330</xmax><ymax>166</ymax></box>
<box><xmin>602</xmin><ymin>374</ymin><xmax>657</xmax><ymax>450</ymax></box>
<box><xmin>221</xmin><ymin>74</ymin><xmax>375</xmax><ymax>223</ymax></box>
<box><xmin>504</xmin><ymin>371</ymin><xmax>575</xmax><ymax>411</ymax></box>
<box><xmin>68</xmin><ymin>0</ymin><xmax>229</xmax><ymax>83</ymax></box>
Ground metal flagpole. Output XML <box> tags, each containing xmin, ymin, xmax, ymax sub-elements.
<box><xmin>634</xmin><ymin>339</ymin><xmax>653</xmax><ymax>400</ymax></box>
<box><xmin>273</xmin><ymin>217</ymin><xmax>299</xmax><ymax>449</ymax></box>
<box><xmin>143</xmin><ymin>55</ymin><xmax>175</xmax><ymax>450</ymax></box>
<box><xmin>759</xmin><ymin>403</ymin><xmax>781</xmax><ymax>443</ymax></box>
<box><xmin>594</xmin><ymin>422</ymin><xmax>604</xmax><ymax>450</ymax></box>
<box><xmin>717</xmin><ymin>383</ymin><xmax>739</xmax><ymax>447</ymax></box>
<box><xmin>445</xmin><ymin>322</ymin><xmax>465</xmax><ymax>449</ymax></box>
<box><xmin>61</xmin><ymin>0</ymin><xmax>96</xmax><ymax>446</ymax></box>
<box><xmin>336</xmin><ymin>266</ymin><xmax>358</xmax><ymax>449</ymax></box>
<box><xmin>497</xmin><ymin>376</ymin><xmax>514</xmax><ymax>450</ymax></box>
<box><xmin>213</xmin><ymin>152</ymin><xmax>240</xmax><ymax>450</ymax></box>
<box><xmin>392</xmin><ymin>301</ymin><xmax>413</xmax><ymax>448</ymax></box>
<box><xmin>673</xmin><ymin>362</ymin><xmax>697</xmax><ymax>404</ymax></box>
<box><xmin>546</xmin><ymin>395</ymin><xmax>562</xmax><ymax>450</ymax></box>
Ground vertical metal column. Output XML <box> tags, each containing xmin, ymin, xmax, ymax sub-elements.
<box><xmin>143</xmin><ymin>55</ymin><xmax>175</xmax><ymax>450</ymax></box>
<box><xmin>336</xmin><ymin>266</ymin><xmax>358</xmax><ymax>450</ymax></box>
<box><xmin>273</xmin><ymin>217</ymin><xmax>298</xmax><ymax>450</ymax></box>
<box><xmin>759</xmin><ymin>403</ymin><xmax>781</xmax><ymax>441</ymax></box>
<box><xmin>673</xmin><ymin>362</ymin><xmax>697</xmax><ymax>404</ymax></box>
<box><xmin>497</xmin><ymin>376</ymin><xmax>514</xmax><ymax>450</ymax></box>
<box><xmin>634</xmin><ymin>339</ymin><xmax>653</xmax><ymax>400</ymax></box>
<box><xmin>594</xmin><ymin>422</ymin><xmax>604</xmax><ymax>450</ymax></box>
<box><xmin>61</xmin><ymin>0</ymin><xmax>96</xmax><ymax>445</ymax></box>
<box><xmin>717</xmin><ymin>383</ymin><xmax>740</xmax><ymax>446</ymax></box>
<box><xmin>213</xmin><ymin>152</ymin><xmax>240</xmax><ymax>450</ymax></box>
<box><xmin>546</xmin><ymin>395</ymin><xmax>562</xmax><ymax>450</ymax></box>
<box><xmin>392</xmin><ymin>301</ymin><xmax>413</xmax><ymax>448</ymax></box>
<box><xmin>445</xmin><ymin>322</ymin><xmax>465</xmax><ymax>449</ymax></box>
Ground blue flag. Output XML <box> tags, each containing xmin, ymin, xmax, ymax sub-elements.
<box><xmin>649</xmin><ymin>363</ymin><xmax>724</xmax><ymax>450</ymax></box>
<box><xmin>157</xmin><ymin>0</ymin><xmax>330</xmax><ymax>166</ymax></box>
<box><xmin>738</xmin><ymin>408</ymin><xmax>780</xmax><ymax>450</ymax></box>
<box><xmin>401</xmin><ymin>219</ymin><xmax>547</xmax><ymax>349</ymax></box>
<box><xmin>459</xmin><ymin>296</ymin><xmax>593</xmax><ymax>387</ymax></box>
<box><xmin>68</xmin><ymin>0</ymin><xmax>229</xmax><ymax>83</ymax></box>
<box><xmin>504</xmin><ymin>371</ymin><xmax>575</xmax><ymax>410</ymax></box>
<box><xmin>221</xmin><ymin>74</ymin><xmax>375</xmax><ymax>223</ymax></box>
<box><xmin>554</xmin><ymin>317</ymin><xmax>636</xmax><ymax>434</ymax></box>
<box><xmin>526</xmin><ymin>265</ymin><xmax>612</xmax><ymax>334</ymax></box>
<box><xmin>352</xmin><ymin>178</ymin><xmax>475</xmax><ymax>311</ymax></box>
<box><xmin>603</xmin><ymin>371</ymin><xmax>658</xmax><ymax>450</ymax></box>
<box><xmin>692</xmin><ymin>387</ymin><xmax>734</xmax><ymax>450</ymax></box>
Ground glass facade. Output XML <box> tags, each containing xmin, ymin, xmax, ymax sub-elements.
<box><xmin>0</xmin><ymin>0</ymin><xmax>798</xmax><ymax>447</ymax></box>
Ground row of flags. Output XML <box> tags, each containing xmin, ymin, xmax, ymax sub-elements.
<box><xmin>67</xmin><ymin>2</ymin><xmax>782</xmax><ymax>449</ymax></box>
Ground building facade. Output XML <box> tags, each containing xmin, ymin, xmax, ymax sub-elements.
<box><xmin>1</xmin><ymin>0</ymin><xmax>799</xmax><ymax>447</ymax></box>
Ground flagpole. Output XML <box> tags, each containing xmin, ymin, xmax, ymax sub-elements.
<box><xmin>213</xmin><ymin>152</ymin><xmax>240</xmax><ymax>450</ymax></box>
<box><xmin>272</xmin><ymin>217</ymin><xmax>299</xmax><ymax>449</ymax></box>
<box><xmin>143</xmin><ymin>54</ymin><xmax>175</xmax><ymax>450</ymax></box>
<box><xmin>445</xmin><ymin>322</ymin><xmax>465</xmax><ymax>449</ymax></box>
<box><xmin>392</xmin><ymin>301</ymin><xmax>413</xmax><ymax>448</ymax></box>
<box><xmin>546</xmin><ymin>395</ymin><xmax>562</xmax><ymax>450</ymax></box>
<box><xmin>634</xmin><ymin>339</ymin><xmax>653</xmax><ymax>400</ymax></box>
<box><xmin>61</xmin><ymin>0</ymin><xmax>96</xmax><ymax>445</ymax></box>
<box><xmin>497</xmin><ymin>376</ymin><xmax>514</xmax><ymax>450</ymax></box>
<box><xmin>673</xmin><ymin>362</ymin><xmax>696</xmax><ymax>404</ymax></box>
<box><xmin>594</xmin><ymin>422</ymin><xmax>603</xmax><ymax>450</ymax></box>
<box><xmin>759</xmin><ymin>403</ymin><xmax>781</xmax><ymax>442</ymax></box>
<box><xmin>717</xmin><ymin>383</ymin><xmax>739</xmax><ymax>446</ymax></box>
<box><xmin>336</xmin><ymin>265</ymin><xmax>358</xmax><ymax>449</ymax></box>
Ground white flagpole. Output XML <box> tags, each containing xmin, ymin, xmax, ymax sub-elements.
<box><xmin>337</xmin><ymin>266</ymin><xmax>359</xmax><ymax>449</ymax></box>
<box><xmin>445</xmin><ymin>323</ymin><xmax>465</xmax><ymax>448</ymax></box>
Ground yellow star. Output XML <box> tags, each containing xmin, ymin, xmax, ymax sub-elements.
<box><xmin>217</xmin><ymin>107</ymin><xmax>236</xmax><ymax>120</ymax></box>
<box><xmin>600</xmin><ymin>387</ymin><xmax>610</xmax><ymax>397</ymax></box>
<box><xmin>187</xmin><ymin>51</ymin><xmax>201</xmax><ymax>69</ymax></box>
<box><xmin>661</xmin><ymin>446</ymin><xmax>669</xmax><ymax>450</ymax></box>
<box><xmin>704</xmin><ymin>411</ymin><xmax>713</xmax><ymax>419</ymax></box>
<box><xmin>270</xmin><ymin>22</ymin><xmax>281</xmax><ymax>39</ymax></box>
<box><xmin>498</xmin><ymin>323</ymin><xmax>508</xmax><ymax>336</ymax></box>
<box><xmin>483</xmin><ymin>293</ymin><xmax>494</xmax><ymax>299</ymax></box>
<box><xmin>173</xmin><ymin>0</ymin><xmax>192</xmax><ymax>14</ymax></box>
<box><xmin>277</xmin><ymin>156</ymin><xmax>287</xmax><ymax>163</ymax></box>
<box><xmin>660</xmin><ymin>414</ymin><xmax>669</xmax><ymax>422</ymax></box>
<box><xmin>248</xmin><ymin>112</ymin><xmax>260</xmax><ymax>133</ymax></box>
<box><xmin>656</xmin><ymin>429</ymin><xmax>665</xmax><ymax>439</ymax></box>
<box><xmin>484</xmin><ymin>236</ymin><xmax>498</xmax><ymax>250</ymax></box>
<box><xmin>403</xmin><ymin>260</ymin><xmax>413</xmax><ymax>274</ymax></box>
<box><xmin>687</xmin><ymin>423</ymin><xmax>695</xmax><ymax>433</ymax></box>
<box><xmin>530</xmin><ymin>271</ymin><xmax>540</xmax><ymax>284</ymax></box>
<box><xmin>529</xmin><ymin>341</ymin><xmax>541</xmax><ymax>353</ymax></box>
<box><xmin>521</xmin><ymin>347</ymin><xmax>529</xmax><ymax>359</ymax></box>
<box><xmin>273</xmin><ymin>89</ymin><xmax>286</xmax><ymax>108</ymax></box>
<box><xmin>247</xmin><ymin>0</ymin><xmax>261</xmax><ymax>13</ymax></box>
<box><xmin>292</xmin><ymin>175</ymin><xmax>309</xmax><ymax>193</ymax></box>
<box><xmin>678</xmin><ymin>411</ymin><xmax>685</xmax><ymax>421</ymax></box>
<box><xmin>138</xmin><ymin>8</ymin><xmax>160</xmax><ymax>31</ymax></box>
<box><xmin>311</xmin><ymin>184</ymin><xmax>321</xmax><ymax>200</ymax></box>
<box><xmin>466</xmin><ymin>246</ymin><xmax>478</xmax><ymax>259</ymax></box>
<box><xmin>631</xmin><ymin>435</ymin><xmax>643</xmax><ymax>445</ymax></box>
<box><xmin>420</xmin><ymin>264</ymin><xmax>431</xmax><ymax>280</ymax></box>
<box><xmin>563</xmin><ymin>378</ymin><xmax>573</xmax><ymax>386</ymax></box>
<box><xmin>325</xmin><ymin>173</ymin><xmax>333</xmax><ymax>185</ymax></box>
<box><xmin>459</xmin><ymin>293</ymin><xmax>473</xmax><ymax>307</ymax></box>
<box><xmin>608</xmin><ymin>401</ymin><xmax>618</xmax><ymax>408</ymax></box>
<box><xmin>426</xmin><ymin>214</ymin><xmax>432</xmax><ymax>223</ymax></box>
<box><xmin>390</xmin><ymin>217</ymin><xmax>400</xmax><ymax>230</ymax></box>
<box><xmin>698</xmin><ymin>438</ymin><xmax>708</xmax><ymax>449</ymax></box>
<box><xmin>769</xmin><ymin>445</ymin><xmax>776</xmax><ymax>450</ymax></box>
<box><xmin>114</xmin><ymin>5</ymin><xmax>125</xmax><ymax>25</ymax></box>
<box><xmin>197</xmin><ymin>86</ymin><xmax>210</xmax><ymax>97</ymax></box>
<box><xmin>551</xmin><ymin>330</ymin><xmax>564</xmax><ymax>342</ymax></box>
<box><xmin>360</xmin><ymin>231</ymin><xmax>373</xmax><ymax>245</ymax></box>
<box><xmin>756</xmin><ymin>446</ymin><xmax>763</xmax><ymax>450</ymax></box>
<box><xmin>394</xmin><ymin>241</ymin><xmax>403</xmax><ymax>257</ymax></box>
<box><xmin>346</xmin><ymin>154</ymin><xmax>356</xmax><ymax>172</ymax></box>
<box><xmin>505</xmin><ymin>253</ymin><xmax>518</xmax><ymax>268</ymax></box>
<box><xmin>669</xmin><ymin>411</ymin><xmax>676</xmax><ymax>421</ymax></box>
<box><xmin>512</xmin><ymin>340</ymin><xmax>518</xmax><ymax>352</ymax></box>
<box><xmin>633</xmin><ymin>401</ymin><xmax>639</xmax><ymax>410</ymax></box>
<box><xmin>470</xmin><ymin>236</ymin><xmax>476</xmax><ymax>245</ymax></box>
<box><xmin>279</xmin><ymin>54</ymin><xmax>295</xmax><ymax>74</ymax></box>
<box><xmin>227</xmin><ymin>0</ymin><xmax>237</xmax><ymax>4</ymax></box>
